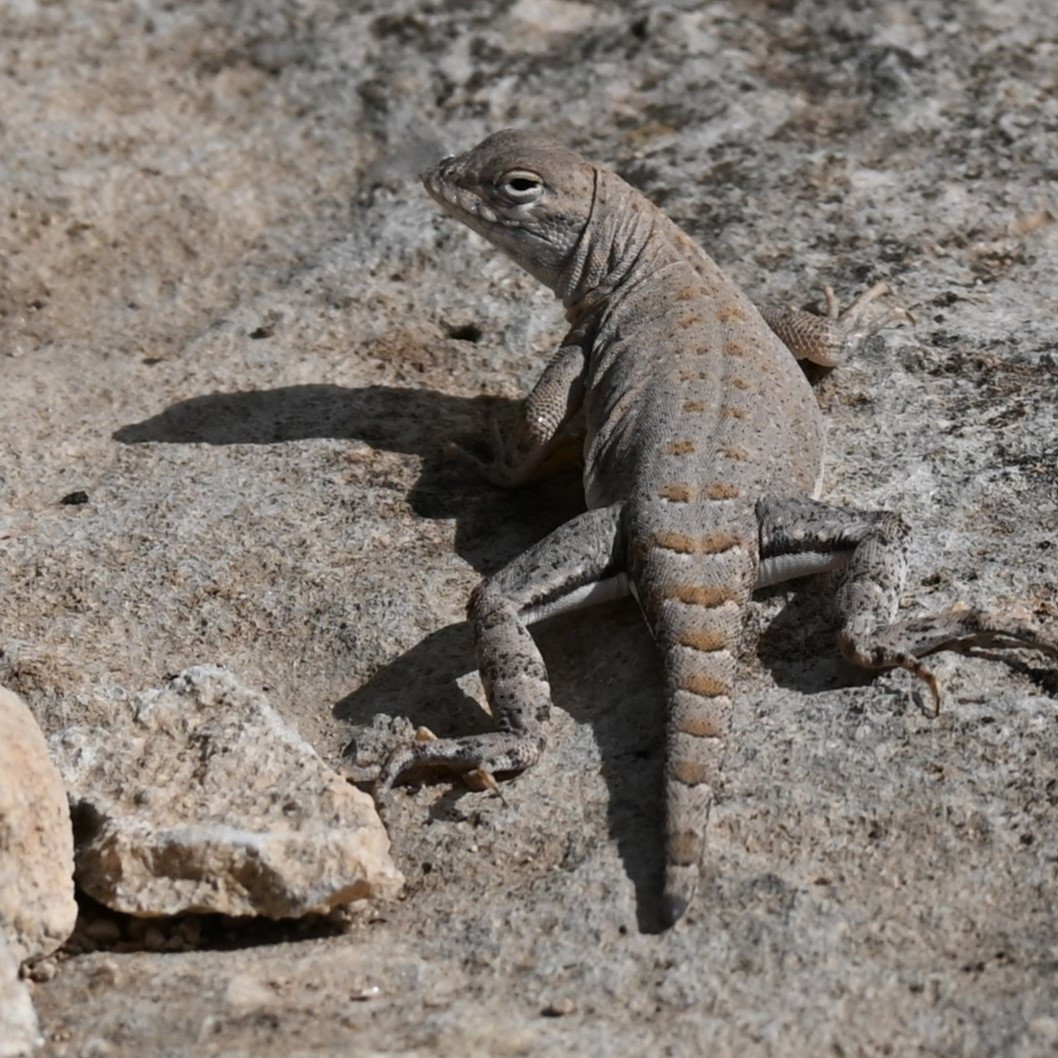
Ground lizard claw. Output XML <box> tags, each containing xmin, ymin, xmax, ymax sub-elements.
<box><xmin>824</xmin><ymin>281</ymin><xmax>916</xmax><ymax>338</ymax></box>
<box><xmin>465</xmin><ymin>767</ymin><xmax>507</xmax><ymax>804</ymax></box>
<box><xmin>763</xmin><ymin>280</ymin><xmax>914</xmax><ymax>368</ymax></box>
<box><xmin>442</xmin><ymin>439</ymin><xmax>521</xmax><ymax>486</ymax></box>
<box><xmin>443</xmin><ymin>441</ymin><xmax>487</xmax><ymax>469</ymax></box>
<box><xmin>903</xmin><ymin>658</ymin><xmax>944</xmax><ymax>717</ymax></box>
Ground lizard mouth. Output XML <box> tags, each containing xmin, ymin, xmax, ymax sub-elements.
<box><xmin>422</xmin><ymin>164</ymin><xmax>500</xmax><ymax>225</ymax></box>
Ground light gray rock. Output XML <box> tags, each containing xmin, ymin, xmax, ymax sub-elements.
<box><xmin>3</xmin><ymin>1</ymin><xmax>1057</xmax><ymax>1056</ymax></box>
<box><xmin>0</xmin><ymin>937</ymin><xmax>40</xmax><ymax>1058</ymax></box>
<box><xmin>49</xmin><ymin>667</ymin><xmax>403</xmax><ymax>918</ymax></box>
<box><xmin>0</xmin><ymin>687</ymin><xmax>77</xmax><ymax>965</ymax></box>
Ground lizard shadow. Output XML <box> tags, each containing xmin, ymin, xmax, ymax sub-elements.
<box><xmin>115</xmin><ymin>382</ymin><xmax>904</xmax><ymax>932</ymax></box>
<box><xmin>113</xmin><ymin>382</ymin><xmax>584</xmax><ymax>572</ymax></box>
<box><xmin>756</xmin><ymin>578</ymin><xmax>1058</xmax><ymax>702</ymax></box>
<box><xmin>754</xmin><ymin>577</ymin><xmax>871</xmax><ymax>698</ymax></box>
<box><xmin>332</xmin><ymin>601</ymin><xmax>671</xmax><ymax>934</ymax></box>
<box><xmin>334</xmin><ymin>577</ymin><xmax>892</xmax><ymax>933</ymax></box>
<box><xmin>116</xmin><ymin>381</ymin><xmax>671</xmax><ymax>926</ymax></box>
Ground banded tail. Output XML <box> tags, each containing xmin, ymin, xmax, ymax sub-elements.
<box><xmin>627</xmin><ymin>498</ymin><xmax>756</xmax><ymax>925</ymax></box>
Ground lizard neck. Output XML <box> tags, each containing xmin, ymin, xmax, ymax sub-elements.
<box><xmin>558</xmin><ymin>167</ymin><xmax>667</xmax><ymax>322</ymax></box>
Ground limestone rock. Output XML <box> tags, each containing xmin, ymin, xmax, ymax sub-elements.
<box><xmin>0</xmin><ymin>687</ymin><xmax>77</xmax><ymax>965</ymax></box>
<box><xmin>0</xmin><ymin>936</ymin><xmax>40</xmax><ymax>1058</ymax></box>
<box><xmin>49</xmin><ymin>667</ymin><xmax>403</xmax><ymax>918</ymax></box>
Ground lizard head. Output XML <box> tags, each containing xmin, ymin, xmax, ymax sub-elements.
<box><xmin>421</xmin><ymin>129</ymin><xmax>596</xmax><ymax>291</ymax></box>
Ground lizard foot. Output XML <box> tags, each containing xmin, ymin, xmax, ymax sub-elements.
<box><xmin>762</xmin><ymin>280</ymin><xmax>914</xmax><ymax>368</ymax></box>
<box><xmin>444</xmin><ymin>413</ymin><xmax>582</xmax><ymax>487</ymax></box>
<box><xmin>373</xmin><ymin>730</ymin><xmax>541</xmax><ymax>812</ymax></box>
<box><xmin>442</xmin><ymin>439</ymin><xmax>510</xmax><ymax>484</ymax></box>
<box><xmin>442</xmin><ymin>425</ymin><xmax>526</xmax><ymax>487</ymax></box>
<box><xmin>839</xmin><ymin>605</ymin><xmax>1058</xmax><ymax>716</ymax></box>
<box><xmin>821</xmin><ymin>281</ymin><xmax>915</xmax><ymax>353</ymax></box>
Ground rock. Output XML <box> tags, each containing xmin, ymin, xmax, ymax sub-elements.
<box><xmin>0</xmin><ymin>936</ymin><xmax>40</xmax><ymax>1058</ymax></box>
<box><xmin>0</xmin><ymin>686</ymin><xmax>78</xmax><ymax>965</ymax></box>
<box><xmin>49</xmin><ymin>667</ymin><xmax>403</xmax><ymax>918</ymax></box>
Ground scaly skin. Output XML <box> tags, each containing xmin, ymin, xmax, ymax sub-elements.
<box><xmin>374</xmin><ymin>129</ymin><xmax>1058</xmax><ymax>928</ymax></box>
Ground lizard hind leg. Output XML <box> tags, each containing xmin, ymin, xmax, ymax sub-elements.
<box><xmin>374</xmin><ymin>503</ymin><xmax>628</xmax><ymax>806</ymax></box>
<box><xmin>761</xmin><ymin>280</ymin><xmax>914</xmax><ymax>368</ymax></box>
<box><xmin>838</xmin><ymin>604</ymin><xmax>1058</xmax><ymax>715</ymax></box>
<box><xmin>757</xmin><ymin>497</ymin><xmax>1058</xmax><ymax>712</ymax></box>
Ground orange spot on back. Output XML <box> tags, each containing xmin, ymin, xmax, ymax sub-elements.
<box><xmin>677</xmin><ymin>629</ymin><xmax>730</xmax><ymax>652</ymax></box>
<box><xmin>651</xmin><ymin>531</ymin><xmax>741</xmax><ymax>554</ymax></box>
<box><xmin>674</xmin><ymin>711</ymin><xmax>726</xmax><ymax>738</ymax></box>
<box><xmin>667</xmin><ymin>830</ymin><xmax>704</xmax><ymax>865</ymax></box>
<box><xmin>682</xmin><ymin>399</ymin><xmax>708</xmax><ymax>413</ymax></box>
<box><xmin>658</xmin><ymin>483</ymin><xmax>694</xmax><ymax>502</ymax></box>
<box><xmin>669</xmin><ymin>758</ymin><xmax>712</xmax><ymax>786</ymax></box>
<box><xmin>651</xmin><ymin>532</ymin><xmax>698</xmax><ymax>554</ymax></box>
<box><xmin>724</xmin><ymin>340</ymin><xmax>747</xmax><ymax>356</ymax></box>
<box><xmin>722</xmin><ymin>406</ymin><xmax>749</xmax><ymax>420</ymax></box>
<box><xmin>721</xmin><ymin>445</ymin><xmax>750</xmax><ymax>461</ymax></box>
<box><xmin>702</xmin><ymin>483</ymin><xmax>742</xmax><ymax>500</ymax></box>
<box><xmin>665</xmin><ymin>584</ymin><xmax>740</xmax><ymax>607</ymax></box>
<box><xmin>666</xmin><ymin>440</ymin><xmax>696</xmax><ymax>455</ymax></box>
<box><xmin>680</xmin><ymin>673</ymin><xmax>731</xmax><ymax>698</ymax></box>
<box><xmin>697</xmin><ymin>531</ymin><xmax>742</xmax><ymax>552</ymax></box>
<box><xmin>718</xmin><ymin>305</ymin><xmax>748</xmax><ymax>324</ymax></box>
<box><xmin>726</xmin><ymin>376</ymin><xmax>752</xmax><ymax>390</ymax></box>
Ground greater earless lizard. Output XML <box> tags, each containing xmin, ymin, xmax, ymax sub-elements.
<box><xmin>375</xmin><ymin>129</ymin><xmax>1057</xmax><ymax>927</ymax></box>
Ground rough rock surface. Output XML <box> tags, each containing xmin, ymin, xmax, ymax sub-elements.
<box><xmin>0</xmin><ymin>687</ymin><xmax>77</xmax><ymax>965</ymax></box>
<box><xmin>1</xmin><ymin>0</ymin><xmax>1056</xmax><ymax>1055</ymax></box>
<box><xmin>49</xmin><ymin>667</ymin><xmax>403</xmax><ymax>918</ymax></box>
<box><xmin>0</xmin><ymin>937</ymin><xmax>40</xmax><ymax>1058</ymax></box>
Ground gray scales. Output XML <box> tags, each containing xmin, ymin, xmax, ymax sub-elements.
<box><xmin>374</xmin><ymin>129</ymin><xmax>1057</xmax><ymax>927</ymax></box>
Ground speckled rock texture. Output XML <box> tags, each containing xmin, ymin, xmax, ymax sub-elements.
<box><xmin>0</xmin><ymin>687</ymin><xmax>77</xmax><ymax>964</ymax></box>
<box><xmin>49</xmin><ymin>667</ymin><xmax>403</xmax><ymax>918</ymax></box>
<box><xmin>1</xmin><ymin>0</ymin><xmax>1056</xmax><ymax>1055</ymax></box>
<box><xmin>0</xmin><ymin>937</ymin><xmax>40</xmax><ymax>1058</ymax></box>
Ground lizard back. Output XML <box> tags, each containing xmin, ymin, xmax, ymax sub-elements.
<box><xmin>422</xmin><ymin>129</ymin><xmax>827</xmax><ymax>923</ymax></box>
<box><xmin>578</xmin><ymin>167</ymin><xmax>825</xmax><ymax>511</ymax></box>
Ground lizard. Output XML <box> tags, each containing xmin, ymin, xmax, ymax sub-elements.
<box><xmin>374</xmin><ymin>128</ymin><xmax>1058</xmax><ymax>927</ymax></box>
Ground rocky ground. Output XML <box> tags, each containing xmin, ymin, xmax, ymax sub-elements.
<box><xmin>2</xmin><ymin>0</ymin><xmax>1057</xmax><ymax>1055</ymax></box>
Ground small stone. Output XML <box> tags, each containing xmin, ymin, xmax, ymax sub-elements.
<box><xmin>50</xmin><ymin>666</ymin><xmax>404</xmax><ymax>918</ymax></box>
<box><xmin>349</xmin><ymin>984</ymin><xmax>382</xmax><ymax>1001</ymax></box>
<box><xmin>0</xmin><ymin>686</ymin><xmax>78</xmax><ymax>964</ymax></box>
<box><xmin>541</xmin><ymin>997</ymin><xmax>576</xmax><ymax>1017</ymax></box>
<box><xmin>24</xmin><ymin>957</ymin><xmax>58</xmax><ymax>983</ymax></box>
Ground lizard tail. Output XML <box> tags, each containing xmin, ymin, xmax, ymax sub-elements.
<box><xmin>659</xmin><ymin>630</ymin><xmax>738</xmax><ymax>927</ymax></box>
<box><xmin>628</xmin><ymin>505</ymin><xmax>755</xmax><ymax>927</ymax></box>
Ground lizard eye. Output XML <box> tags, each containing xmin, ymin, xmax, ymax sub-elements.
<box><xmin>498</xmin><ymin>171</ymin><xmax>544</xmax><ymax>201</ymax></box>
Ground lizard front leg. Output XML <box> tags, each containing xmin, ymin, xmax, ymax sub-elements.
<box><xmin>757</xmin><ymin>497</ymin><xmax>1058</xmax><ymax>710</ymax></box>
<box><xmin>761</xmin><ymin>281</ymin><xmax>914</xmax><ymax>368</ymax></box>
<box><xmin>375</xmin><ymin>503</ymin><xmax>626</xmax><ymax>802</ymax></box>
<box><xmin>446</xmin><ymin>333</ymin><xmax>587</xmax><ymax>487</ymax></box>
